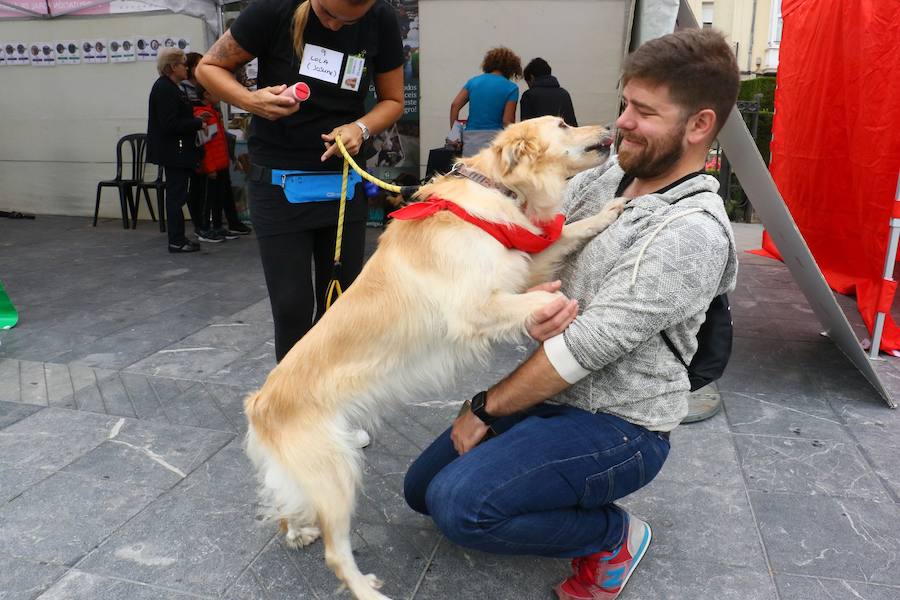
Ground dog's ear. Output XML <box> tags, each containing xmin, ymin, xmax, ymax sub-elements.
<box><xmin>496</xmin><ymin>134</ymin><xmax>547</xmax><ymax>176</ymax></box>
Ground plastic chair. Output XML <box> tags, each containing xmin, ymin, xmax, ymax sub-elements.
<box><xmin>134</xmin><ymin>158</ymin><xmax>166</xmax><ymax>232</ymax></box>
<box><xmin>93</xmin><ymin>134</ymin><xmax>154</xmax><ymax>229</ymax></box>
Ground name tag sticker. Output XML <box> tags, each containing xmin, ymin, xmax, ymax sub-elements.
<box><xmin>341</xmin><ymin>54</ymin><xmax>365</xmax><ymax>91</ymax></box>
<box><xmin>299</xmin><ymin>43</ymin><xmax>343</xmax><ymax>84</ymax></box>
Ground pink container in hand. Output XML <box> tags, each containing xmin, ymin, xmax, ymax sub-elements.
<box><xmin>279</xmin><ymin>82</ymin><xmax>311</xmax><ymax>103</ymax></box>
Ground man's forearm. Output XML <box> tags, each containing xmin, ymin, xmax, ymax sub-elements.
<box><xmin>484</xmin><ymin>345</ymin><xmax>570</xmax><ymax>417</ymax></box>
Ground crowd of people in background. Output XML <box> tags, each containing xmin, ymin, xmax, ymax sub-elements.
<box><xmin>449</xmin><ymin>46</ymin><xmax>579</xmax><ymax>156</ymax></box>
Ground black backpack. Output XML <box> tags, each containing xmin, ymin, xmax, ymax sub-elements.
<box><xmin>615</xmin><ymin>171</ymin><xmax>733</xmax><ymax>391</ymax></box>
<box><xmin>661</xmin><ymin>294</ymin><xmax>733</xmax><ymax>391</ymax></box>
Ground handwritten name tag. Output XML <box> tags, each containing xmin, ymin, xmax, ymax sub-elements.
<box><xmin>299</xmin><ymin>43</ymin><xmax>343</xmax><ymax>84</ymax></box>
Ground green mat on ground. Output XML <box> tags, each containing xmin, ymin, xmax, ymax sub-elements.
<box><xmin>0</xmin><ymin>281</ymin><xmax>18</xmax><ymax>329</ymax></box>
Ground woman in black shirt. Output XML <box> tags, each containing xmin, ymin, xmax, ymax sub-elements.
<box><xmin>196</xmin><ymin>0</ymin><xmax>404</xmax><ymax>362</ymax></box>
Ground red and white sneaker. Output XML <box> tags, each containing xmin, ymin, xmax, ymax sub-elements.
<box><xmin>554</xmin><ymin>513</ymin><xmax>652</xmax><ymax>600</ymax></box>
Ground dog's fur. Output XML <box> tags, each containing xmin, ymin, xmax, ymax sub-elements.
<box><xmin>244</xmin><ymin>116</ymin><xmax>624</xmax><ymax>600</ymax></box>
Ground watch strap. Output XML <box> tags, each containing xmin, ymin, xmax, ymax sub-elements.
<box><xmin>470</xmin><ymin>390</ymin><xmax>497</xmax><ymax>425</ymax></box>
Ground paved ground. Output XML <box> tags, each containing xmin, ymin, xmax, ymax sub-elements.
<box><xmin>2</xmin><ymin>215</ymin><xmax>900</xmax><ymax>600</ymax></box>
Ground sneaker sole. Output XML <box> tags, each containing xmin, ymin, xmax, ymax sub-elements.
<box><xmin>618</xmin><ymin>519</ymin><xmax>651</xmax><ymax>597</ymax></box>
<box><xmin>197</xmin><ymin>237</ymin><xmax>224</xmax><ymax>243</ymax></box>
<box><xmin>552</xmin><ymin>520</ymin><xmax>652</xmax><ymax>600</ymax></box>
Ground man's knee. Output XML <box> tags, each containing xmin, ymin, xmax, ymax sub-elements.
<box><xmin>403</xmin><ymin>464</ymin><xmax>430</xmax><ymax>515</ymax></box>
<box><xmin>424</xmin><ymin>469</ymin><xmax>485</xmax><ymax>548</ymax></box>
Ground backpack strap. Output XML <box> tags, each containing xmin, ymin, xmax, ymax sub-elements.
<box><xmin>660</xmin><ymin>330</ymin><xmax>688</xmax><ymax>368</ymax></box>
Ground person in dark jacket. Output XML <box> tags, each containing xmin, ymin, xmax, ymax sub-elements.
<box><xmin>147</xmin><ymin>47</ymin><xmax>209</xmax><ymax>252</ymax></box>
<box><xmin>520</xmin><ymin>57</ymin><xmax>578</xmax><ymax>126</ymax></box>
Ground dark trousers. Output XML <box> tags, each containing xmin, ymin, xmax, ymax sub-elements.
<box><xmin>404</xmin><ymin>404</ymin><xmax>670</xmax><ymax>558</ymax></box>
<box><xmin>163</xmin><ymin>166</ymin><xmax>192</xmax><ymax>245</ymax></box>
<box><xmin>219</xmin><ymin>169</ymin><xmax>243</xmax><ymax>229</ymax></box>
<box><xmin>187</xmin><ymin>173</ymin><xmax>208</xmax><ymax>232</ymax></box>
<box><xmin>256</xmin><ymin>221</ymin><xmax>367</xmax><ymax>361</ymax></box>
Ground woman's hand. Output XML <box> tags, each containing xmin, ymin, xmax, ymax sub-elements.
<box><xmin>247</xmin><ymin>85</ymin><xmax>300</xmax><ymax>121</ymax></box>
<box><xmin>321</xmin><ymin>123</ymin><xmax>364</xmax><ymax>162</ymax></box>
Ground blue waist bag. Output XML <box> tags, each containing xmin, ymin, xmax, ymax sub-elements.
<box><xmin>272</xmin><ymin>169</ymin><xmax>362</xmax><ymax>204</ymax></box>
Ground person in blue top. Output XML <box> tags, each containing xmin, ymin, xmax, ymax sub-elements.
<box><xmin>449</xmin><ymin>47</ymin><xmax>522</xmax><ymax>157</ymax></box>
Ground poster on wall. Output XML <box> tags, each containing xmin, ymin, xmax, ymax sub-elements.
<box><xmin>365</xmin><ymin>0</ymin><xmax>420</xmax><ymax>192</ymax></box>
<box><xmin>31</xmin><ymin>43</ymin><xmax>57</xmax><ymax>66</ymax></box>
<box><xmin>0</xmin><ymin>44</ymin><xmax>6</xmax><ymax>66</ymax></box>
<box><xmin>109</xmin><ymin>38</ymin><xmax>136</xmax><ymax>62</ymax></box>
<box><xmin>83</xmin><ymin>39</ymin><xmax>109</xmax><ymax>63</ymax></box>
<box><xmin>56</xmin><ymin>41</ymin><xmax>81</xmax><ymax>65</ymax></box>
<box><xmin>8</xmin><ymin>43</ymin><xmax>29</xmax><ymax>65</ymax></box>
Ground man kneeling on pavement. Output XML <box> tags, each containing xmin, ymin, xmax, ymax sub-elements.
<box><xmin>404</xmin><ymin>28</ymin><xmax>740</xmax><ymax>600</ymax></box>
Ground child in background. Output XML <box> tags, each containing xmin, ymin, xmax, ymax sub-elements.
<box><xmin>193</xmin><ymin>85</ymin><xmax>252</xmax><ymax>240</ymax></box>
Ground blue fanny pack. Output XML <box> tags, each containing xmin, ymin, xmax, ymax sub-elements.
<box><xmin>272</xmin><ymin>169</ymin><xmax>362</xmax><ymax>204</ymax></box>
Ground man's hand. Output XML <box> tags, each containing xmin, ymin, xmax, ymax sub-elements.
<box><xmin>527</xmin><ymin>280</ymin><xmax>578</xmax><ymax>341</ymax></box>
<box><xmin>450</xmin><ymin>409</ymin><xmax>490</xmax><ymax>455</ymax></box>
<box><xmin>248</xmin><ymin>85</ymin><xmax>300</xmax><ymax>121</ymax></box>
<box><xmin>321</xmin><ymin>123</ymin><xmax>364</xmax><ymax>162</ymax></box>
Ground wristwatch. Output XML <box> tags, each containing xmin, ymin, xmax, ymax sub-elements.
<box><xmin>354</xmin><ymin>120</ymin><xmax>371</xmax><ymax>141</ymax></box>
<box><xmin>469</xmin><ymin>390</ymin><xmax>497</xmax><ymax>426</ymax></box>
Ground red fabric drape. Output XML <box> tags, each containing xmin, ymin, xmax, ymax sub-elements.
<box><xmin>752</xmin><ymin>0</ymin><xmax>900</xmax><ymax>351</ymax></box>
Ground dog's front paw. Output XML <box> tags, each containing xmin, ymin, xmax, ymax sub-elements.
<box><xmin>285</xmin><ymin>525</ymin><xmax>321</xmax><ymax>548</ymax></box>
<box><xmin>603</xmin><ymin>198</ymin><xmax>627</xmax><ymax>217</ymax></box>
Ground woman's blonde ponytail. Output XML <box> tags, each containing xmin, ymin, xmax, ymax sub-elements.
<box><xmin>291</xmin><ymin>0</ymin><xmax>311</xmax><ymax>61</ymax></box>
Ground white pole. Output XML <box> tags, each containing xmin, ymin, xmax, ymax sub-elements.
<box><xmin>869</xmin><ymin>171</ymin><xmax>900</xmax><ymax>358</ymax></box>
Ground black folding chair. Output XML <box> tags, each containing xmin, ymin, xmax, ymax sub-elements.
<box><xmin>133</xmin><ymin>144</ymin><xmax>166</xmax><ymax>231</ymax></box>
<box><xmin>94</xmin><ymin>134</ymin><xmax>154</xmax><ymax>229</ymax></box>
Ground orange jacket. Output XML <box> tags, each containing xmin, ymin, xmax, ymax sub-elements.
<box><xmin>193</xmin><ymin>104</ymin><xmax>229</xmax><ymax>174</ymax></box>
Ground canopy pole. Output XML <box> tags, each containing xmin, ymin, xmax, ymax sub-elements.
<box><xmin>869</xmin><ymin>171</ymin><xmax>900</xmax><ymax>359</ymax></box>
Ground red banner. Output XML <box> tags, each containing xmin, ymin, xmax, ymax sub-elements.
<box><xmin>754</xmin><ymin>0</ymin><xmax>900</xmax><ymax>352</ymax></box>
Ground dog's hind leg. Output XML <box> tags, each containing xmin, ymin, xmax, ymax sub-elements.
<box><xmin>281</xmin><ymin>431</ymin><xmax>391</xmax><ymax>600</ymax></box>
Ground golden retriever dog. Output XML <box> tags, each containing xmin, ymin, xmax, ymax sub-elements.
<box><xmin>244</xmin><ymin>116</ymin><xmax>624</xmax><ymax>600</ymax></box>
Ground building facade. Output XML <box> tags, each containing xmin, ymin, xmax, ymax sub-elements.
<box><xmin>685</xmin><ymin>0</ymin><xmax>782</xmax><ymax>75</ymax></box>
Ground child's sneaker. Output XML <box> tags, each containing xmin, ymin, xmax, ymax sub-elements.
<box><xmin>554</xmin><ymin>512</ymin><xmax>652</xmax><ymax>600</ymax></box>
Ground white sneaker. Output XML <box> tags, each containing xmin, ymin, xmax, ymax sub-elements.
<box><xmin>353</xmin><ymin>429</ymin><xmax>371</xmax><ymax>448</ymax></box>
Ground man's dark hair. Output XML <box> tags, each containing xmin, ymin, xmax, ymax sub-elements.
<box><xmin>622</xmin><ymin>29</ymin><xmax>740</xmax><ymax>136</ymax></box>
<box><xmin>523</xmin><ymin>57</ymin><xmax>551</xmax><ymax>81</ymax></box>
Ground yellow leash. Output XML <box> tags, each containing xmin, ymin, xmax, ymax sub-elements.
<box><xmin>324</xmin><ymin>134</ymin><xmax>411</xmax><ymax>311</ymax></box>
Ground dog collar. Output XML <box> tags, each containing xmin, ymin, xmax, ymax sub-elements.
<box><xmin>450</xmin><ymin>165</ymin><xmax>518</xmax><ymax>200</ymax></box>
<box><xmin>388</xmin><ymin>197</ymin><xmax>564</xmax><ymax>254</ymax></box>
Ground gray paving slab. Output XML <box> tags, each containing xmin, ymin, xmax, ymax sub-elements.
<box><xmin>619</xmin><ymin>478</ymin><xmax>768</xmax><ymax>570</ymax></box>
<box><xmin>75</xmin><ymin>490</ymin><xmax>275</xmax><ymax>597</ymax></box>
<box><xmin>775</xmin><ymin>574</ymin><xmax>900</xmax><ymax>600</ymax></box>
<box><xmin>624</xmin><ymin>556</ymin><xmax>777</xmax><ymax>600</ymax></box>
<box><xmin>0</xmin><ymin>407</ymin><xmax>125</xmax><ymax>471</ymax></box>
<box><xmin>62</xmin><ymin>418</ymin><xmax>233</xmax><ymax>490</ymax></box>
<box><xmin>0</xmin><ymin>399</ymin><xmax>42</xmax><ymax>428</ymax></box>
<box><xmin>125</xmin><ymin>346</ymin><xmax>245</xmax><ymax>381</ymax></box>
<box><xmin>733</xmin><ymin>434</ymin><xmax>891</xmax><ymax>501</ymax></box>
<box><xmin>36</xmin><ymin>570</ymin><xmax>211</xmax><ymax>600</ymax></box>
<box><xmin>0</xmin><ymin>556</ymin><xmax>68</xmax><ymax>600</ymax></box>
<box><xmin>414</xmin><ymin>540</ymin><xmax>569</xmax><ymax>600</ymax></box>
<box><xmin>0</xmin><ymin>471</ymin><xmax>160</xmax><ymax>564</ymax></box>
<box><xmin>653</xmin><ymin>430</ymin><xmax>743</xmax><ymax>487</ymax></box>
<box><xmin>174</xmin><ymin>438</ymin><xmax>258</xmax><ymax>506</ymax></box>
<box><xmin>751</xmin><ymin>491</ymin><xmax>900</xmax><ymax>586</ymax></box>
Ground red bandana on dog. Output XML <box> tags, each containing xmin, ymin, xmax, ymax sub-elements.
<box><xmin>388</xmin><ymin>197</ymin><xmax>564</xmax><ymax>254</ymax></box>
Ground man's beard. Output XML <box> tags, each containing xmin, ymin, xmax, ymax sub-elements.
<box><xmin>617</xmin><ymin>121</ymin><xmax>686</xmax><ymax>179</ymax></box>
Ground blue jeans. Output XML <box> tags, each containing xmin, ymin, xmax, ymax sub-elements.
<box><xmin>403</xmin><ymin>403</ymin><xmax>670</xmax><ymax>558</ymax></box>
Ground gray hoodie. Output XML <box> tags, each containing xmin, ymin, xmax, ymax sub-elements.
<box><xmin>543</xmin><ymin>158</ymin><xmax>738</xmax><ymax>431</ymax></box>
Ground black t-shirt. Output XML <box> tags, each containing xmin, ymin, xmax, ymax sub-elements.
<box><xmin>231</xmin><ymin>0</ymin><xmax>404</xmax><ymax>171</ymax></box>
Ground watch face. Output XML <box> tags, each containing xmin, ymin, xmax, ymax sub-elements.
<box><xmin>6</xmin><ymin>45</ymin><xmax>14</xmax><ymax>55</ymax></box>
<box><xmin>150</xmin><ymin>40</ymin><xmax>159</xmax><ymax>51</ymax></box>
<box><xmin>164</xmin><ymin>38</ymin><xmax>175</xmax><ymax>48</ymax></box>
<box><xmin>123</xmin><ymin>40</ymin><xmax>132</xmax><ymax>51</ymax></box>
<box><xmin>30</xmin><ymin>45</ymin><xmax>39</xmax><ymax>57</ymax></box>
<box><xmin>137</xmin><ymin>39</ymin><xmax>146</xmax><ymax>50</ymax></box>
<box><xmin>177</xmin><ymin>39</ymin><xmax>188</xmax><ymax>50</ymax></box>
<box><xmin>56</xmin><ymin>43</ymin><xmax>65</xmax><ymax>54</ymax></box>
<box><xmin>42</xmin><ymin>45</ymin><xmax>51</xmax><ymax>56</ymax></box>
<box><xmin>110</xmin><ymin>41</ymin><xmax>120</xmax><ymax>52</ymax></box>
<box><xmin>83</xmin><ymin>41</ymin><xmax>92</xmax><ymax>53</ymax></box>
<box><xmin>68</xmin><ymin>43</ymin><xmax>77</xmax><ymax>54</ymax></box>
